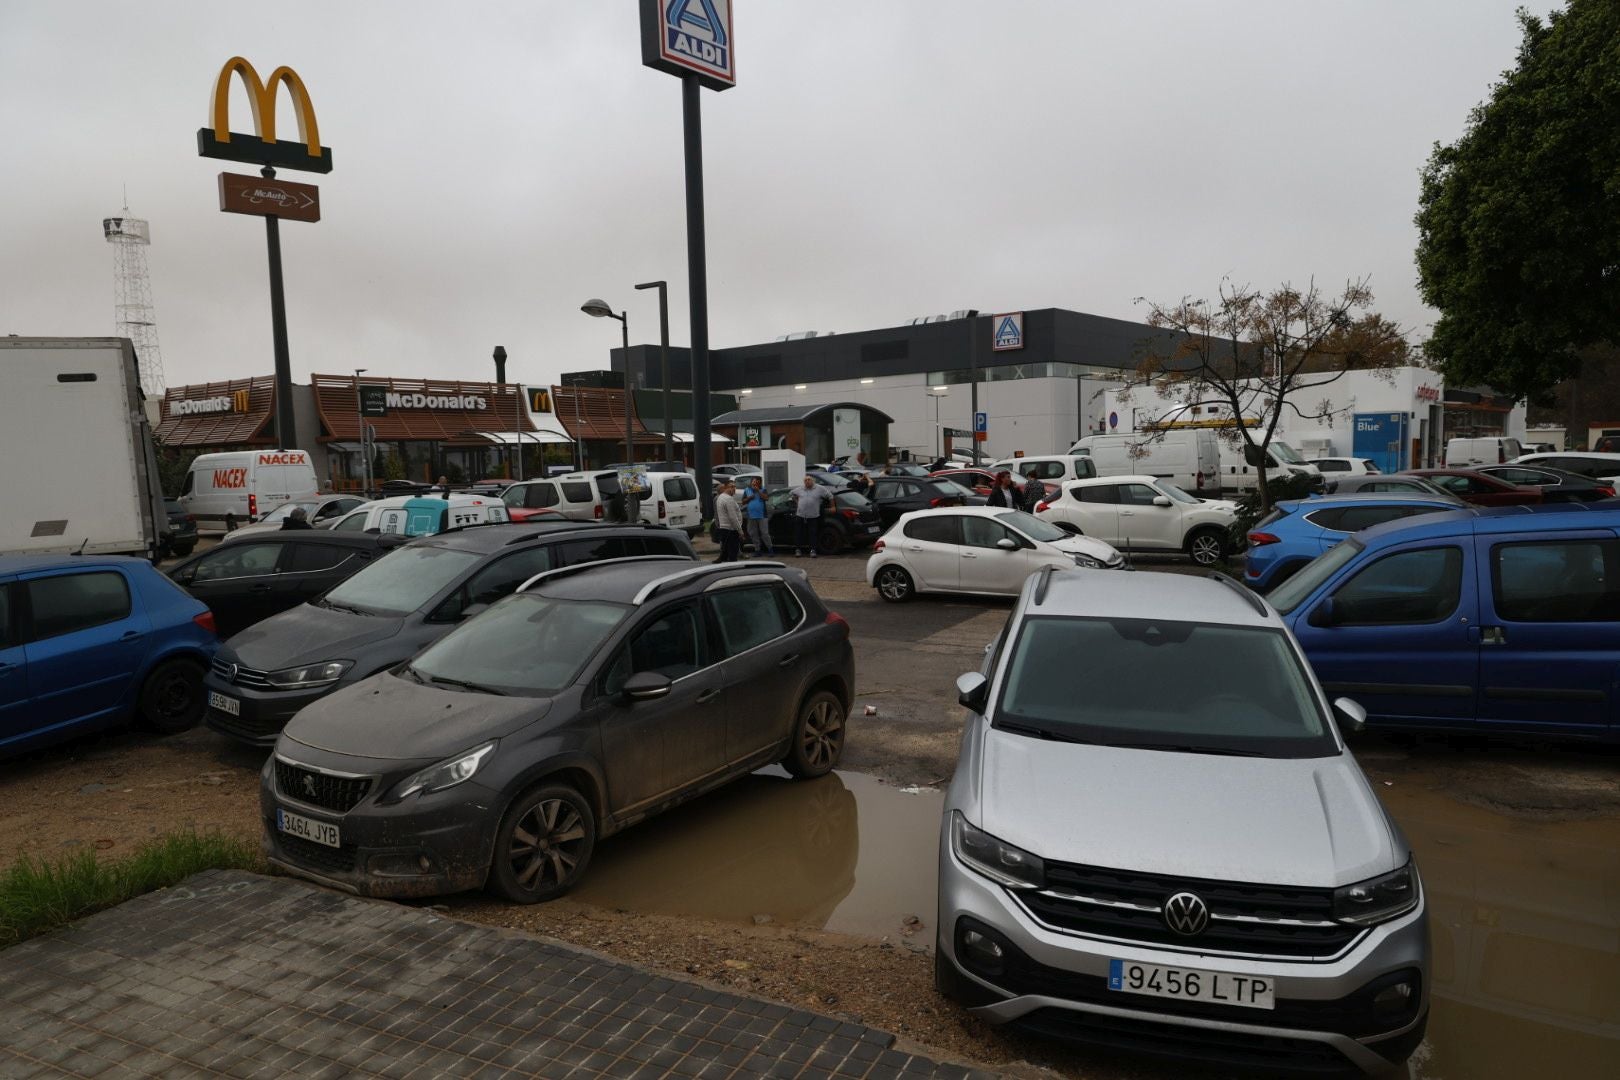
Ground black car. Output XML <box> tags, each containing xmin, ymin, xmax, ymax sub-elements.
<box><xmin>867</xmin><ymin>476</ymin><xmax>977</xmax><ymax>528</ymax></box>
<box><xmin>1477</xmin><ymin>463</ymin><xmax>1617</xmax><ymax>502</ymax></box>
<box><xmin>260</xmin><ymin>557</ymin><xmax>854</xmax><ymax>901</ymax></box>
<box><xmin>168</xmin><ymin>532</ymin><xmax>402</xmax><ymax>639</ymax></box>
<box><xmin>204</xmin><ymin>522</ymin><xmax>696</xmax><ymax>747</ymax></box>
<box><xmin>159</xmin><ymin>498</ymin><xmax>198</xmax><ymax>559</ymax></box>
<box><xmin>762</xmin><ymin>488</ymin><xmax>882</xmax><ymax>554</ymax></box>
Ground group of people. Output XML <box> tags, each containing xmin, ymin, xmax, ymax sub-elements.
<box><xmin>986</xmin><ymin>470</ymin><xmax>1045</xmax><ymax>512</ymax></box>
<box><xmin>712</xmin><ymin>474</ymin><xmax>834</xmax><ymax>562</ymax></box>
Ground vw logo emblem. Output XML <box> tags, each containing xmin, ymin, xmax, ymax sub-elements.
<box><xmin>228</xmin><ymin>663</ymin><xmax>240</xmax><ymax>682</ymax></box>
<box><xmin>1163</xmin><ymin>891</ymin><xmax>1209</xmax><ymax>936</ymax></box>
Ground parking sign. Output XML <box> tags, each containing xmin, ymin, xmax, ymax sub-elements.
<box><xmin>973</xmin><ymin>412</ymin><xmax>988</xmax><ymax>433</ymax></box>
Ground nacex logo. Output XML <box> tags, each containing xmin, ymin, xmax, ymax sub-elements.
<box><xmin>256</xmin><ymin>452</ymin><xmax>307</xmax><ymax>466</ymax></box>
<box><xmin>212</xmin><ymin>468</ymin><xmax>248</xmax><ymax>489</ymax></box>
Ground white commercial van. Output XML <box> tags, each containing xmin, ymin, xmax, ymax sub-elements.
<box><xmin>179</xmin><ymin>450</ymin><xmax>319</xmax><ymax>527</ymax></box>
<box><xmin>325</xmin><ymin>494</ymin><xmax>509</xmax><ymax>535</ymax></box>
<box><xmin>1215</xmin><ymin>438</ymin><xmax>1322</xmax><ymax>493</ymax></box>
<box><xmin>1068</xmin><ymin>430</ymin><xmax>1223</xmax><ymax>493</ymax></box>
<box><xmin>1445</xmin><ymin>435</ymin><xmax>1523</xmax><ymax>467</ymax></box>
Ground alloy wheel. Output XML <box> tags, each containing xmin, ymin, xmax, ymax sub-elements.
<box><xmin>876</xmin><ymin>566</ymin><xmax>912</xmax><ymax>601</ymax></box>
<box><xmin>1189</xmin><ymin>531</ymin><xmax>1225</xmax><ymax>566</ymax></box>
<box><xmin>801</xmin><ymin>699</ymin><xmax>845</xmax><ymax>771</ymax></box>
<box><xmin>507</xmin><ymin>798</ymin><xmax>587</xmax><ymax>892</ymax></box>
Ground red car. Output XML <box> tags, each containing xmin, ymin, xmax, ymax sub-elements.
<box><xmin>930</xmin><ymin>467</ymin><xmax>1060</xmax><ymax>502</ymax></box>
<box><xmin>1400</xmin><ymin>468</ymin><xmax>1542</xmax><ymax>506</ymax></box>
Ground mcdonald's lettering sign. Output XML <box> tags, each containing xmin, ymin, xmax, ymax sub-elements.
<box><xmin>528</xmin><ymin>388</ymin><xmax>553</xmax><ymax>414</ymax></box>
<box><xmin>233</xmin><ymin>388</ymin><xmax>252</xmax><ymax>412</ymax></box>
<box><xmin>197</xmin><ymin>57</ymin><xmax>333</xmax><ymax>174</ymax></box>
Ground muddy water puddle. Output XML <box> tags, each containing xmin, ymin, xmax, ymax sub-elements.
<box><xmin>1387</xmin><ymin>786</ymin><xmax>1620</xmax><ymax>1079</ymax></box>
<box><xmin>569</xmin><ymin>768</ymin><xmax>941</xmax><ymax>942</ymax></box>
<box><xmin>567</xmin><ymin>770</ymin><xmax>1619</xmax><ymax>1077</ymax></box>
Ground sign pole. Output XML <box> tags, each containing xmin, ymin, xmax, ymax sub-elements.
<box><xmin>683</xmin><ymin>75</ymin><xmax>713</xmax><ymax>517</ymax></box>
<box><xmin>262</xmin><ymin>166</ymin><xmax>297</xmax><ymax>450</ymax></box>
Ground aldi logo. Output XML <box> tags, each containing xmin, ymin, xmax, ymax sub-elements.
<box><xmin>641</xmin><ymin>0</ymin><xmax>735</xmax><ymax>90</ymax></box>
<box><xmin>992</xmin><ymin>312</ymin><xmax>1025</xmax><ymax>352</ymax></box>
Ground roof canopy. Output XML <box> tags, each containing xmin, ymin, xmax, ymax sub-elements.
<box><xmin>710</xmin><ymin>402</ymin><xmax>894</xmax><ymax>426</ymax></box>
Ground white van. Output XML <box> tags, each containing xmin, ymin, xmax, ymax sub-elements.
<box><xmin>1215</xmin><ymin>438</ymin><xmax>1322</xmax><ymax>493</ymax></box>
<box><xmin>1068</xmin><ymin>430</ymin><xmax>1223</xmax><ymax>493</ymax></box>
<box><xmin>179</xmin><ymin>450</ymin><xmax>319</xmax><ymax>527</ymax></box>
<box><xmin>988</xmin><ymin>454</ymin><xmax>1099</xmax><ymax>486</ymax></box>
<box><xmin>325</xmin><ymin>494</ymin><xmax>509</xmax><ymax>536</ymax></box>
<box><xmin>640</xmin><ymin>471</ymin><xmax>702</xmax><ymax>535</ymax></box>
<box><xmin>1445</xmin><ymin>435</ymin><xmax>1524</xmax><ymax>467</ymax></box>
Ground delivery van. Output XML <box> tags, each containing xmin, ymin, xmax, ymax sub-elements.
<box><xmin>179</xmin><ymin>450</ymin><xmax>319</xmax><ymax>527</ymax></box>
<box><xmin>1445</xmin><ymin>436</ymin><xmax>1523</xmax><ymax>468</ymax></box>
<box><xmin>1216</xmin><ymin>438</ymin><xmax>1322</xmax><ymax>493</ymax></box>
<box><xmin>1069</xmin><ymin>429</ymin><xmax>1222</xmax><ymax>492</ymax></box>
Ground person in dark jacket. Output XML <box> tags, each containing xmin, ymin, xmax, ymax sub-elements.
<box><xmin>280</xmin><ymin>507</ymin><xmax>313</xmax><ymax>530</ymax></box>
<box><xmin>1021</xmin><ymin>472</ymin><xmax>1045</xmax><ymax>512</ymax></box>
<box><xmin>986</xmin><ymin>471</ymin><xmax>1013</xmax><ymax>508</ymax></box>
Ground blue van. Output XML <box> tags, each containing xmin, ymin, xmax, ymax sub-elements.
<box><xmin>1267</xmin><ymin>504</ymin><xmax>1620</xmax><ymax>739</ymax></box>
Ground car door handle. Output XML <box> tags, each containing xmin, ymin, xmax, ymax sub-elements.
<box><xmin>961</xmin><ymin>552</ymin><xmax>977</xmax><ymax>558</ymax></box>
<box><xmin>1478</xmin><ymin>626</ymin><xmax>1506</xmax><ymax>645</ymax></box>
<box><xmin>776</xmin><ymin>654</ymin><xmax>800</xmax><ymax>669</ymax></box>
<box><xmin>119</xmin><ymin>630</ymin><xmax>142</xmax><ymax>641</ymax></box>
<box><xmin>1120</xmin><ymin>510</ymin><xmax>1136</xmax><ymax>516</ymax></box>
<box><xmin>249</xmin><ymin>583</ymin><xmax>274</xmax><ymax>593</ymax></box>
<box><xmin>696</xmin><ymin>688</ymin><xmax>721</xmax><ymax>704</ymax></box>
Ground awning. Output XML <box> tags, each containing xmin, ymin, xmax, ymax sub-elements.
<box><xmin>155</xmin><ymin>378</ymin><xmax>276</xmax><ymax>447</ymax></box>
<box><xmin>666</xmin><ymin>431</ymin><xmax>733</xmax><ymax>444</ymax></box>
<box><xmin>553</xmin><ymin>385</ymin><xmax>659</xmax><ymax>442</ymax></box>
<box><xmin>473</xmin><ymin>431</ymin><xmax>573</xmax><ymax>446</ymax></box>
<box><xmin>327</xmin><ymin>442</ymin><xmax>364</xmax><ymax>453</ymax></box>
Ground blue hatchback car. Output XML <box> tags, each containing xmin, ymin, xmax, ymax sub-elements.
<box><xmin>1265</xmin><ymin>504</ymin><xmax>1620</xmax><ymax>739</ymax></box>
<box><xmin>0</xmin><ymin>556</ymin><xmax>217</xmax><ymax>756</ymax></box>
<box><xmin>1244</xmin><ymin>493</ymin><xmax>1463</xmax><ymax>592</ymax></box>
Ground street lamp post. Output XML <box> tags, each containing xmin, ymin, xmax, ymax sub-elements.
<box><xmin>353</xmin><ymin>368</ymin><xmax>368</xmax><ymax>496</ymax></box>
<box><xmin>582</xmin><ymin>299</ymin><xmax>637</xmax><ymax>522</ymax></box>
<box><xmin>634</xmin><ymin>280</ymin><xmax>674</xmax><ymax>465</ymax></box>
<box><xmin>927</xmin><ymin>385</ymin><xmax>950</xmax><ymax>459</ymax></box>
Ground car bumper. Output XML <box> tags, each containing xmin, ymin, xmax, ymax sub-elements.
<box><xmin>259</xmin><ymin>754</ymin><xmax>497</xmax><ymax>899</ymax></box>
<box><xmin>937</xmin><ymin>828</ymin><xmax>1430</xmax><ymax>1076</ymax></box>
<box><xmin>203</xmin><ymin>673</ymin><xmax>334</xmax><ymax>748</ymax></box>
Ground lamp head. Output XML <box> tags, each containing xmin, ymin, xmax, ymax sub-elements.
<box><xmin>580</xmin><ymin>299</ymin><xmax>615</xmax><ymax>319</ymax></box>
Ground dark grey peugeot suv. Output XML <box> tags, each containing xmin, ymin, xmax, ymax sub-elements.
<box><xmin>260</xmin><ymin>558</ymin><xmax>855</xmax><ymax>902</ymax></box>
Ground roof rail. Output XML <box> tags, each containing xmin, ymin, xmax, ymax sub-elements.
<box><xmin>516</xmin><ymin>555</ymin><xmax>692</xmax><ymax>594</ymax></box>
<box><xmin>503</xmin><ymin>520</ymin><xmax>597</xmax><ymax>544</ymax></box>
<box><xmin>632</xmin><ymin>561</ymin><xmax>788</xmax><ymax>605</ymax></box>
<box><xmin>1208</xmin><ymin>571</ymin><xmax>1268</xmax><ymax>616</ymax></box>
<box><xmin>1032</xmin><ymin>563</ymin><xmax>1059</xmax><ymax>606</ymax></box>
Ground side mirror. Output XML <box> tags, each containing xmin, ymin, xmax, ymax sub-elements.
<box><xmin>1152</xmin><ymin>495</ymin><xmax>1172</xmax><ymax>507</ymax></box>
<box><xmin>995</xmin><ymin>537</ymin><xmax>1020</xmax><ymax>551</ymax></box>
<box><xmin>1332</xmin><ymin>696</ymin><xmax>1367</xmax><ymax>735</ymax></box>
<box><xmin>956</xmin><ymin>671</ymin><xmax>989</xmax><ymax>713</ymax></box>
<box><xmin>624</xmin><ymin>670</ymin><xmax>673</xmax><ymax>702</ymax></box>
<box><xmin>175</xmin><ymin>567</ymin><xmax>196</xmax><ymax>585</ymax></box>
<box><xmin>1307</xmin><ymin>598</ymin><xmax>1337</xmax><ymax>628</ymax></box>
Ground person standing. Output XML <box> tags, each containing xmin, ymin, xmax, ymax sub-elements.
<box><xmin>714</xmin><ymin>481</ymin><xmax>744</xmax><ymax>562</ymax></box>
<box><xmin>1021</xmin><ymin>472</ymin><xmax>1045</xmax><ymax>512</ymax></box>
<box><xmin>434</xmin><ymin>475</ymin><xmax>452</xmax><ymax>497</ymax></box>
<box><xmin>280</xmin><ymin>507</ymin><xmax>313</xmax><ymax>530</ymax></box>
<box><xmin>791</xmin><ymin>474</ymin><xmax>832</xmax><ymax>558</ymax></box>
<box><xmin>986</xmin><ymin>471</ymin><xmax>1013</xmax><ymax>508</ymax></box>
<box><xmin>741</xmin><ymin>476</ymin><xmax>773</xmax><ymax>557</ymax></box>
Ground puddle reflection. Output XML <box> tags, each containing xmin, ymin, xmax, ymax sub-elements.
<box><xmin>1386</xmin><ymin>788</ymin><xmax>1620</xmax><ymax>1079</ymax></box>
<box><xmin>573</xmin><ymin>768</ymin><xmax>942</xmax><ymax>940</ymax></box>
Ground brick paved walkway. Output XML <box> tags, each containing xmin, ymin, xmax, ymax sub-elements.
<box><xmin>0</xmin><ymin>870</ymin><xmax>997</xmax><ymax>1079</ymax></box>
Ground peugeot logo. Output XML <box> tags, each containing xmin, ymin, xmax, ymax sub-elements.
<box><xmin>1164</xmin><ymin>891</ymin><xmax>1210</xmax><ymax>936</ymax></box>
<box><xmin>301</xmin><ymin>774</ymin><xmax>317</xmax><ymax>798</ymax></box>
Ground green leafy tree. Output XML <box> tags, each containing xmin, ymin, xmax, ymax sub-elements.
<box><xmin>1415</xmin><ymin>1</ymin><xmax>1620</xmax><ymax>401</ymax></box>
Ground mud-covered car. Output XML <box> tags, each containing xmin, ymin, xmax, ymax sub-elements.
<box><xmin>261</xmin><ymin>558</ymin><xmax>855</xmax><ymax>901</ymax></box>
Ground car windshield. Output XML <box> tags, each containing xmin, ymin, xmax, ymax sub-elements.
<box><xmin>263</xmin><ymin>501</ymin><xmax>319</xmax><ymax>522</ymax></box>
<box><xmin>1156</xmin><ymin>482</ymin><xmax>1200</xmax><ymax>504</ymax></box>
<box><xmin>996</xmin><ymin>510</ymin><xmax>1067</xmax><ymax>543</ymax></box>
<box><xmin>813</xmin><ymin>471</ymin><xmax>851</xmax><ymax>488</ymax></box>
<box><xmin>995</xmin><ymin>616</ymin><xmax>1336</xmax><ymax>758</ymax></box>
<box><xmin>407</xmin><ymin>594</ymin><xmax>627</xmax><ymax>696</ymax></box>
<box><xmin>320</xmin><ymin>544</ymin><xmax>481</xmax><ymax>616</ymax></box>
<box><xmin>1266</xmin><ymin>538</ymin><xmax>1365</xmax><ymax>614</ymax></box>
<box><xmin>1271</xmin><ymin>441</ymin><xmax>1306</xmax><ymax>464</ymax></box>
<box><xmin>929</xmin><ymin>480</ymin><xmax>975</xmax><ymax>498</ymax></box>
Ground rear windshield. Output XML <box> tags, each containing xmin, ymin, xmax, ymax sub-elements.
<box><xmin>560</xmin><ymin>482</ymin><xmax>594</xmax><ymax>503</ymax></box>
<box><xmin>834</xmin><ymin>491</ymin><xmax>873</xmax><ymax>510</ymax></box>
<box><xmin>321</xmin><ymin>544</ymin><xmax>481</xmax><ymax>616</ymax></box>
<box><xmin>996</xmin><ymin>615</ymin><xmax>1336</xmax><ymax>758</ymax></box>
<box><xmin>924</xmin><ymin>480</ymin><xmax>974</xmax><ymax>498</ymax></box>
<box><xmin>663</xmin><ymin>476</ymin><xmax>698</xmax><ymax>502</ymax></box>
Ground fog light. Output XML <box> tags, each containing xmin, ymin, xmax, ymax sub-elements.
<box><xmin>955</xmin><ymin>919</ymin><xmax>1010</xmax><ymax>979</ymax></box>
<box><xmin>963</xmin><ymin>929</ymin><xmax>1003</xmax><ymax>961</ymax></box>
<box><xmin>368</xmin><ymin>852</ymin><xmax>438</xmax><ymax>878</ymax></box>
<box><xmin>1373</xmin><ymin>981</ymin><xmax>1413</xmax><ymax>1011</ymax></box>
<box><xmin>418</xmin><ymin>855</ymin><xmax>433</xmax><ymax>873</ymax></box>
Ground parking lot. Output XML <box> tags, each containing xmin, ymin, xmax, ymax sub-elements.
<box><xmin>1</xmin><ymin>536</ymin><xmax>1617</xmax><ymax>1078</ymax></box>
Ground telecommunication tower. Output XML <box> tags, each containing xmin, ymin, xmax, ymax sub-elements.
<box><xmin>103</xmin><ymin>207</ymin><xmax>167</xmax><ymax>396</ymax></box>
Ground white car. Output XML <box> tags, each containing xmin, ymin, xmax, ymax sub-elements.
<box><xmin>325</xmin><ymin>494</ymin><xmax>509</xmax><ymax>536</ymax></box>
<box><xmin>865</xmin><ymin>506</ymin><xmax>1123</xmax><ymax>603</ymax></box>
<box><xmin>1310</xmin><ymin>457</ymin><xmax>1381</xmax><ymax>476</ymax></box>
<box><xmin>1036</xmin><ymin>474</ymin><xmax>1237</xmax><ymax>566</ymax></box>
<box><xmin>218</xmin><ymin>495</ymin><xmax>367</xmax><ymax>542</ymax></box>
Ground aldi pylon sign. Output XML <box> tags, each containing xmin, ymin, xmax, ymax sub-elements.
<box><xmin>640</xmin><ymin>0</ymin><xmax>736</xmax><ymax>90</ymax></box>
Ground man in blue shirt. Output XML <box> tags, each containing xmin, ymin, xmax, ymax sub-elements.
<box><xmin>741</xmin><ymin>476</ymin><xmax>773</xmax><ymax>556</ymax></box>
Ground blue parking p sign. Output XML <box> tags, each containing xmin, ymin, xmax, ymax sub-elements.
<box><xmin>973</xmin><ymin>412</ymin><xmax>988</xmax><ymax>433</ymax></box>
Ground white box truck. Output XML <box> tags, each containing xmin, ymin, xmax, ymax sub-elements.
<box><xmin>0</xmin><ymin>337</ymin><xmax>167</xmax><ymax>558</ymax></box>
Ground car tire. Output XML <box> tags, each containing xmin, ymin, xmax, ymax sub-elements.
<box><xmin>487</xmin><ymin>783</ymin><xmax>597</xmax><ymax>904</ymax></box>
<box><xmin>1186</xmin><ymin>527</ymin><xmax>1227</xmax><ymax>566</ymax></box>
<box><xmin>874</xmin><ymin>565</ymin><xmax>914</xmax><ymax>603</ymax></box>
<box><xmin>139</xmin><ymin>658</ymin><xmax>206</xmax><ymax>735</ymax></box>
<box><xmin>816</xmin><ymin>525</ymin><xmax>843</xmax><ymax>556</ymax></box>
<box><xmin>782</xmin><ymin>690</ymin><xmax>846</xmax><ymax>779</ymax></box>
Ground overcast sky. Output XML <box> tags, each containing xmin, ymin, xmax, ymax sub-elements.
<box><xmin>1</xmin><ymin>1</ymin><xmax>1544</xmax><ymax>393</ymax></box>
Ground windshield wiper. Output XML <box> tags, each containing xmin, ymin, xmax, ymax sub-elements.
<box><xmin>424</xmin><ymin>673</ymin><xmax>507</xmax><ymax>696</ymax></box>
<box><xmin>995</xmin><ymin>720</ymin><xmax>1100</xmax><ymax>744</ymax></box>
<box><xmin>318</xmin><ymin>599</ymin><xmax>370</xmax><ymax>616</ymax></box>
<box><xmin>1109</xmin><ymin>742</ymin><xmax>1266</xmax><ymax>757</ymax></box>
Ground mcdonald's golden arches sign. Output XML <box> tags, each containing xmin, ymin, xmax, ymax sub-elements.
<box><xmin>197</xmin><ymin>56</ymin><xmax>333</xmax><ymax>174</ymax></box>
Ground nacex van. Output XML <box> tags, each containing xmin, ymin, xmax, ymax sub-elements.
<box><xmin>179</xmin><ymin>450</ymin><xmax>319</xmax><ymax>528</ymax></box>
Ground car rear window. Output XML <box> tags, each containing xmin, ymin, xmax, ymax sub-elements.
<box><xmin>663</xmin><ymin>476</ymin><xmax>698</xmax><ymax>502</ymax></box>
<box><xmin>560</xmin><ymin>482</ymin><xmax>594</xmax><ymax>503</ymax></box>
<box><xmin>996</xmin><ymin>615</ymin><xmax>1335</xmax><ymax>758</ymax></box>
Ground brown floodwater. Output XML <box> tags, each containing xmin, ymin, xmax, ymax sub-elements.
<box><xmin>571</xmin><ymin>770</ymin><xmax>1620</xmax><ymax>1078</ymax></box>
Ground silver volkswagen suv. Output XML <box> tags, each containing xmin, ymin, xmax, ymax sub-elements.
<box><xmin>936</xmin><ymin>568</ymin><xmax>1428</xmax><ymax>1075</ymax></box>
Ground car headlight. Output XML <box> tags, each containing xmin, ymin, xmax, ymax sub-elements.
<box><xmin>1072</xmin><ymin>553</ymin><xmax>1103</xmax><ymax>568</ymax></box>
<box><xmin>1333</xmin><ymin>860</ymin><xmax>1419</xmax><ymax>925</ymax></box>
<box><xmin>264</xmin><ymin>660</ymin><xmax>354</xmax><ymax>690</ymax></box>
<box><xmin>386</xmin><ymin>741</ymin><xmax>497</xmax><ymax>801</ymax></box>
<box><xmin>951</xmin><ymin>812</ymin><xmax>1045</xmax><ymax>889</ymax></box>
